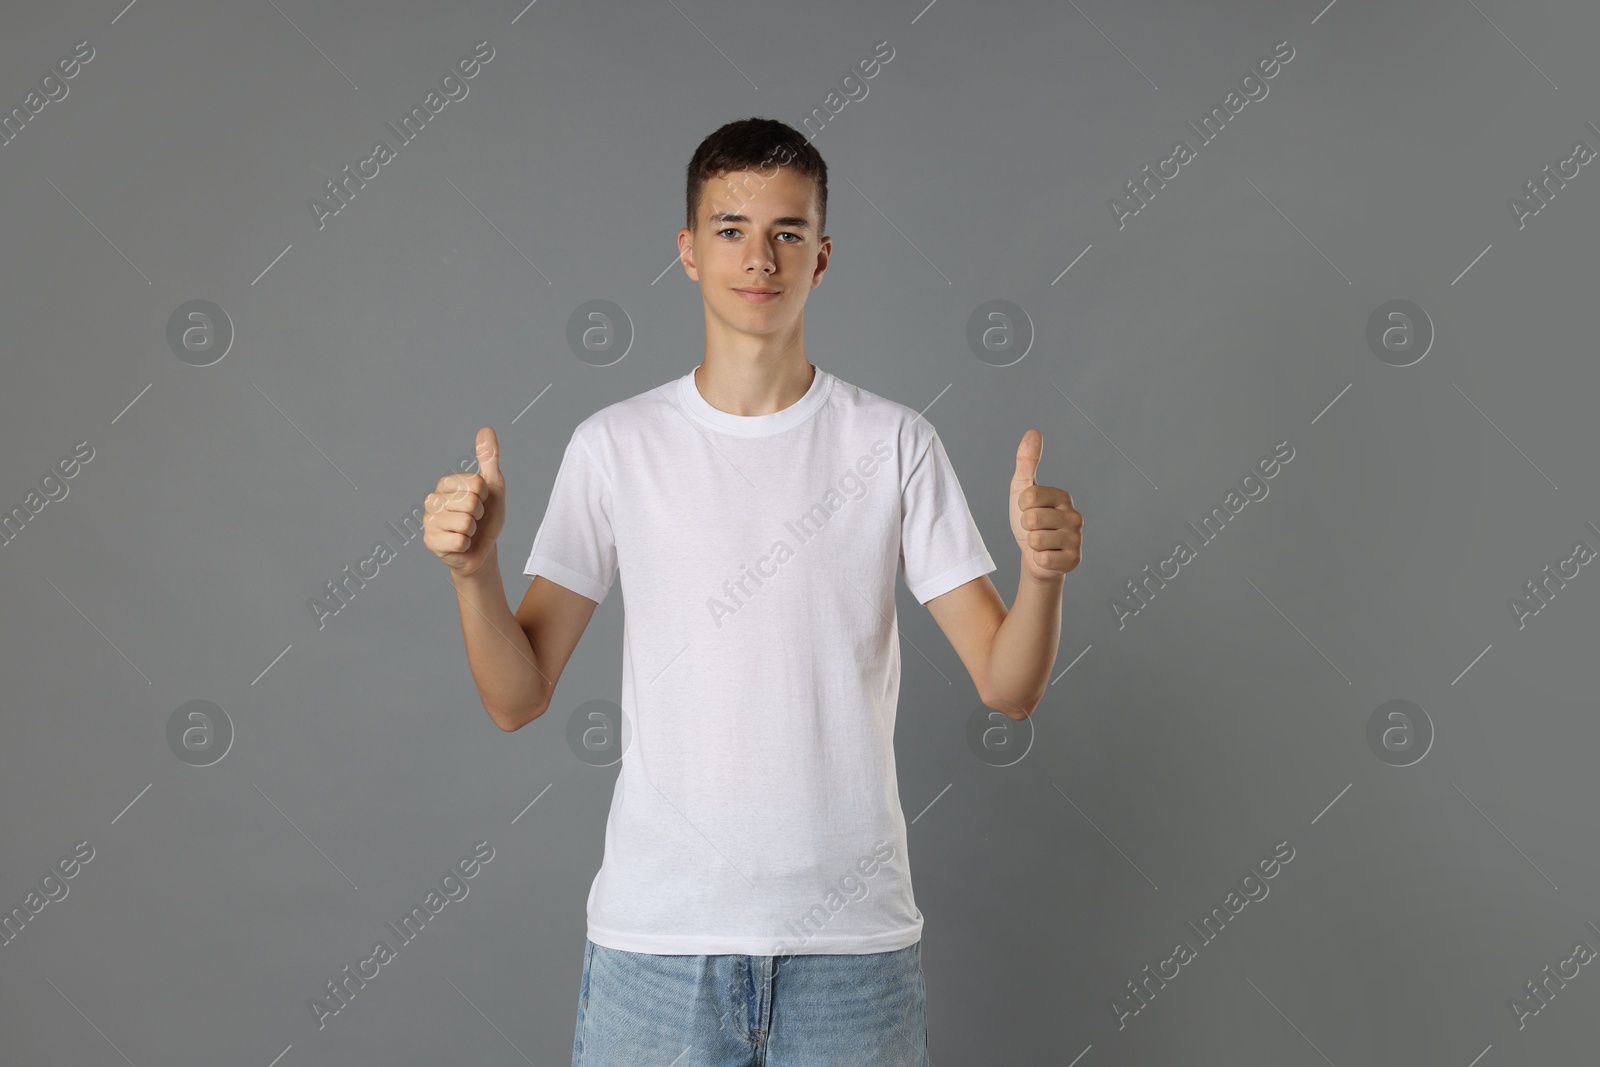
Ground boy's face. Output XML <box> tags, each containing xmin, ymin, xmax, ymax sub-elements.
<box><xmin>677</xmin><ymin>165</ymin><xmax>832</xmax><ymax>340</ymax></box>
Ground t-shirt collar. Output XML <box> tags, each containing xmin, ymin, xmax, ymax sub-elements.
<box><xmin>676</xmin><ymin>362</ymin><xmax>833</xmax><ymax>437</ymax></box>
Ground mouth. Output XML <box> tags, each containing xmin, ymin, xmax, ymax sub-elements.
<box><xmin>734</xmin><ymin>287</ymin><xmax>781</xmax><ymax>303</ymax></box>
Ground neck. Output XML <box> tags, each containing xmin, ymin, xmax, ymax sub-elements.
<box><xmin>693</xmin><ymin>352</ymin><xmax>815</xmax><ymax>417</ymax></box>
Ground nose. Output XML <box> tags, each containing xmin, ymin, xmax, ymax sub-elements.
<box><xmin>742</xmin><ymin>238</ymin><xmax>778</xmax><ymax>276</ymax></box>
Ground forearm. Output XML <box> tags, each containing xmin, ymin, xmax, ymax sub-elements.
<box><xmin>449</xmin><ymin>546</ymin><xmax>549</xmax><ymax>729</ymax></box>
<box><xmin>985</xmin><ymin>555</ymin><xmax>1065</xmax><ymax>719</ymax></box>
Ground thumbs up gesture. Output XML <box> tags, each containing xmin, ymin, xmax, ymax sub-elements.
<box><xmin>424</xmin><ymin>426</ymin><xmax>508</xmax><ymax>577</ymax></box>
<box><xmin>1008</xmin><ymin>428</ymin><xmax>1082</xmax><ymax>582</ymax></box>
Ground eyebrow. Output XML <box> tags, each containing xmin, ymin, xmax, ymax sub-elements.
<box><xmin>708</xmin><ymin>212</ymin><xmax>811</xmax><ymax>229</ymax></box>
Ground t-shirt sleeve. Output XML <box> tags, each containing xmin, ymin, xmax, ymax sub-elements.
<box><xmin>899</xmin><ymin>428</ymin><xmax>997</xmax><ymax>604</ymax></box>
<box><xmin>522</xmin><ymin>430</ymin><xmax>618</xmax><ymax>604</ymax></box>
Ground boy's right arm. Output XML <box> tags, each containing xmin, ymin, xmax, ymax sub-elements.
<box><xmin>449</xmin><ymin>557</ymin><xmax>599</xmax><ymax>731</ymax></box>
<box><xmin>428</xmin><ymin>426</ymin><xmax>601</xmax><ymax>732</ymax></box>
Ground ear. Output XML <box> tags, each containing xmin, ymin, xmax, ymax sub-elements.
<box><xmin>811</xmin><ymin>235</ymin><xmax>832</xmax><ymax>286</ymax></box>
<box><xmin>677</xmin><ymin>228</ymin><xmax>699</xmax><ymax>281</ymax></box>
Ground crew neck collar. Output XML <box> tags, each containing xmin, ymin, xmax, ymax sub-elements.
<box><xmin>676</xmin><ymin>363</ymin><xmax>833</xmax><ymax>437</ymax></box>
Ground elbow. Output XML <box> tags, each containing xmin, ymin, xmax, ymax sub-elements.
<box><xmin>489</xmin><ymin>701</ymin><xmax>545</xmax><ymax>732</ymax></box>
<box><xmin>982</xmin><ymin>691</ymin><xmax>1038</xmax><ymax>721</ymax></box>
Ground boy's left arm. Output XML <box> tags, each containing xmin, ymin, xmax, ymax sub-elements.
<box><xmin>925</xmin><ymin>429</ymin><xmax>1082</xmax><ymax>720</ymax></box>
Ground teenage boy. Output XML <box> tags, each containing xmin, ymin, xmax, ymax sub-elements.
<box><xmin>424</xmin><ymin>117</ymin><xmax>1082</xmax><ymax>1066</ymax></box>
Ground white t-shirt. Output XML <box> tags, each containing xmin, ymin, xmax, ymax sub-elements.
<box><xmin>522</xmin><ymin>363</ymin><xmax>996</xmax><ymax>955</ymax></box>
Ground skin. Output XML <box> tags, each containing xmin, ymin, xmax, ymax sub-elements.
<box><xmin>676</xmin><ymin>164</ymin><xmax>831</xmax><ymax>416</ymax></box>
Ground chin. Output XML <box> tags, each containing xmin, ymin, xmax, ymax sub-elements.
<box><xmin>725</xmin><ymin>303</ymin><xmax>785</xmax><ymax>323</ymax></box>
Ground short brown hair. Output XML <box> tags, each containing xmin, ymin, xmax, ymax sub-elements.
<box><xmin>685</xmin><ymin>117</ymin><xmax>829</xmax><ymax>236</ymax></box>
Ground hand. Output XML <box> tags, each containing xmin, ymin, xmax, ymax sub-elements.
<box><xmin>424</xmin><ymin>426</ymin><xmax>507</xmax><ymax>577</ymax></box>
<box><xmin>1008</xmin><ymin>428</ymin><xmax>1083</xmax><ymax>582</ymax></box>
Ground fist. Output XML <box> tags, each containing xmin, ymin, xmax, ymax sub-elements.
<box><xmin>424</xmin><ymin>426</ymin><xmax>507</xmax><ymax>577</ymax></box>
<box><xmin>1008</xmin><ymin>428</ymin><xmax>1082</xmax><ymax>582</ymax></box>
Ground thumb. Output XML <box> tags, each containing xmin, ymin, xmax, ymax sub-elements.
<box><xmin>475</xmin><ymin>426</ymin><xmax>504</xmax><ymax>490</ymax></box>
<box><xmin>1013</xmin><ymin>428</ymin><xmax>1041</xmax><ymax>488</ymax></box>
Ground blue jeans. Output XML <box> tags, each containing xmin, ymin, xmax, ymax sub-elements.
<box><xmin>571</xmin><ymin>938</ymin><xmax>929</xmax><ymax>1066</ymax></box>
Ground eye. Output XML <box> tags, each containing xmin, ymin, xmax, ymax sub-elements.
<box><xmin>716</xmin><ymin>228</ymin><xmax>803</xmax><ymax>243</ymax></box>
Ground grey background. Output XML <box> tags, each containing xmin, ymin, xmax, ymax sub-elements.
<box><xmin>2</xmin><ymin>0</ymin><xmax>1597</xmax><ymax>1064</ymax></box>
